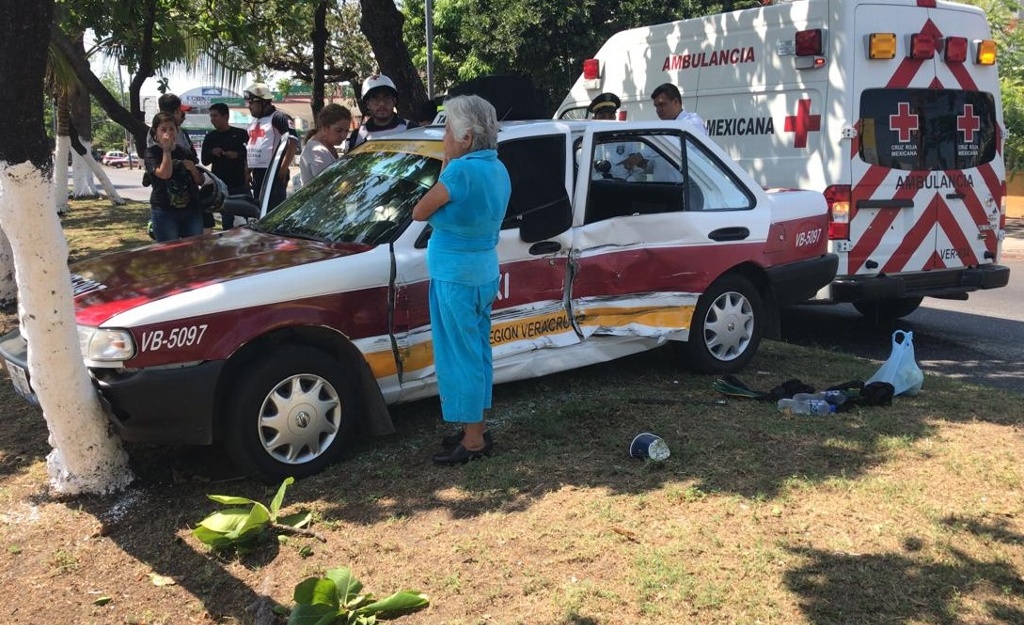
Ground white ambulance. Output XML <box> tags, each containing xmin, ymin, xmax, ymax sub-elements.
<box><xmin>557</xmin><ymin>0</ymin><xmax>1010</xmax><ymax>320</ymax></box>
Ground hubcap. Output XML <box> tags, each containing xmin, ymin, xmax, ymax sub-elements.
<box><xmin>257</xmin><ymin>374</ymin><xmax>341</xmax><ymax>465</ymax></box>
<box><xmin>703</xmin><ymin>290</ymin><xmax>754</xmax><ymax>361</ymax></box>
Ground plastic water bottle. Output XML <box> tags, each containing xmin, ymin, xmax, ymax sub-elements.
<box><xmin>791</xmin><ymin>391</ymin><xmax>847</xmax><ymax>406</ymax></box>
<box><xmin>777</xmin><ymin>398</ymin><xmax>836</xmax><ymax>415</ymax></box>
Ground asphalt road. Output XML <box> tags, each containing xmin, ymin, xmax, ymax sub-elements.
<box><xmin>780</xmin><ymin>256</ymin><xmax>1024</xmax><ymax>395</ymax></box>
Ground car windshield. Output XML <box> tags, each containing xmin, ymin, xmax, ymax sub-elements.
<box><xmin>255</xmin><ymin>143</ymin><xmax>442</xmax><ymax>244</ymax></box>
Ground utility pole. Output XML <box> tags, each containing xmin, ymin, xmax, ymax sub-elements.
<box><xmin>425</xmin><ymin>0</ymin><xmax>434</xmax><ymax>99</ymax></box>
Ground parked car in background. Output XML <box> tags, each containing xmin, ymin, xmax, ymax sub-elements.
<box><xmin>1</xmin><ymin>119</ymin><xmax>837</xmax><ymax>481</ymax></box>
<box><xmin>101</xmin><ymin>150</ymin><xmax>137</xmax><ymax>168</ymax></box>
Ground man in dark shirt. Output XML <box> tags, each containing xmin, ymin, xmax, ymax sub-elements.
<box><xmin>202</xmin><ymin>103</ymin><xmax>249</xmax><ymax>229</ymax></box>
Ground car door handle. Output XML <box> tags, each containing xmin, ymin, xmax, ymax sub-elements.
<box><xmin>708</xmin><ymin>227</ymin><xmax>749</xmax><ymax>242</ymax></box>
<box><xmin>529</xmin><ymin>241</ymin><xmax>562</xmax><ymax>255</ymax></box>
<box><xmin>945</xmin><ymin>192</ymin><xmax>965</xmax><ymax>200</ymax></box>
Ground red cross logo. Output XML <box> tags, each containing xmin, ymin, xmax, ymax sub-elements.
<box><xmin>957</xmin><ymin>104</ymin><xmax>980</xmax><ymax>143</ymax></box>
<box><xmin>783</xmin><ymin>99</ymin><xmax>821</xmax><ymax>148</ymax></box>
<box><xmin>889</xmin><ymin>102</ymin><xmax>919</xmax><ymax>143</ymax></box>
<box><xmin>248</xmin><ymin>125</ymin><xmax>266</xmax><ymax>145</ymax></box>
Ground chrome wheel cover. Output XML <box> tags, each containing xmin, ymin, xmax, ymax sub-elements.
<box><xmin>702</xmin><ymin>290</ymin><xmax>754</xmax><ymax>362</ymax></box>
<box><xmin>256</xmin><ymin>373</ymin><xmax>342</xmax><ymax>465</ymax></box>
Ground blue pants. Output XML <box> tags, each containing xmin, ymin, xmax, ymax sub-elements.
<box><xmin>150</xmin><ymin>208</ymin><xmax>203</xmax><ymax>242</ymax></box>
<box><xmin>429</xmin><ymin>278</ymin><xmax>498</xmax><ymax>423</ymax></box>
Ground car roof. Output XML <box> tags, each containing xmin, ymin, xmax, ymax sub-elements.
<box><xmin>368</xmin><ymin>119</ymin><xmax>591</xmax><ymax>146</ymax></box>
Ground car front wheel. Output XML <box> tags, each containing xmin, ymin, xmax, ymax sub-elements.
<box><xmin>676</xmin><ymin>274</ymin><xmax>764</xmax><ymax>374</ymax></box>
<box><xmin>224</xmin><ymin>345</ymin><xmax>357</xmax><ymax>482</ymax></box>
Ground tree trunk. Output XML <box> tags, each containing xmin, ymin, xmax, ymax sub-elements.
<box><xmin>0</xmin><ymin>227</ymin><xmax>14</xmax><ymax>307</ymax></box>
<box><xmin>49</xmin><ymin>25</ymin><xmax>150</xmax><ymax>158</ymax></box>
<box><xmin>54</xmin><ymin>91</ymin><xmax>72</xmax><ymax>212</ymax></box>
<box><xmin>70</xmin><ymin>36</ymin><xmax>100</xmax><ymax>198</ymax></box>
<box><xmin>0</xmin><ymin>0</ymin><xmax>132</xmax><ymax>495</ymax></box>
<box><xmin>359</xmin><ymin>0</ymin><xmax>427</xmax><ymax>120</ymax></box>
<box><xmin>311</xmin><ymin>0</ymin><xmax>328</xmax><ymax>119</ymax></box>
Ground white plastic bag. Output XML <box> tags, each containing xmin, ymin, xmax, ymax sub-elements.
<box><xmin>867</xmin><ymin>330</ymin><xmax>924</xmax><ymax>396</ymax></box>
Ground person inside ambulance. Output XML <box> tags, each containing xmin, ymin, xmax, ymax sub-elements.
<box><xmin>348</xmin><ymin>74</ymin><xmax>419</xmax><ymax>151</ymax></box>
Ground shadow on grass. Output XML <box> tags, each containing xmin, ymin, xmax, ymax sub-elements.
<box><xmin>306</xmin><ymin>340</ymin><xmax>1024</xmax><ymax>526</ymax></box>
<box><xmin>782</xmin><ymin>303</ymin><xmax>1024</xmax><ymax>397</ymax></box>
<box><xmin>2</xmin><ymin>333</ymin><xmax>1022</xmax><ymax>621</ymax></box>
<box><xmin>784</xmin><ymin>540</ymin><xmax>1024</xmax><ymax>624</ymax></box>
<box><xmin>70</xmin><ymin>474</ymin><xmax>284</xmax><ymax>622</ymax></box>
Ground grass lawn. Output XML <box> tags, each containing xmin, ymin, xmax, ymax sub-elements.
<box><xmin>0</xmin><ymin>198</ymin><xmax>1022</xmax><ymax>624</ymax></box>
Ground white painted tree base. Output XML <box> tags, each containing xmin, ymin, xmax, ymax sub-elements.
<box><xmin>0</xmin><ymin>161</ymin><xmax>132</xmax><ymax>495</ymax></box>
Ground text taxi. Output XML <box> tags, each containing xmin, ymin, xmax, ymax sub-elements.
<box><xmin>1</xmin><ymin>119</ymin><xmax>837</xmax><ymax>481</ymax></box>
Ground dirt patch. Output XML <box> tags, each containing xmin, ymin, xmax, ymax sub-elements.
<box><xmin>2</xmin><ymin>343</ymin><xmax>1024</xmax><ymax>624</ymax></box>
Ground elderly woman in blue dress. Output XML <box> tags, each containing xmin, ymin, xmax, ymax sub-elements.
<box><xmin>412</xmin><ymin>95</ymin><xmax>511</xmax><ymax>465</ymax></box>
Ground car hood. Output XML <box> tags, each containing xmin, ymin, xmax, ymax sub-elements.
<box><xmin>72</xmin><ymin>227</ymin><xmax>372</xmax><ymax>326</ymax></box>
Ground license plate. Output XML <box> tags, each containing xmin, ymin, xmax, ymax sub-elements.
<box><xmin>4</xmin><ymin>360</ymin><xmax>38</xmax><ymax>405</ymax></box>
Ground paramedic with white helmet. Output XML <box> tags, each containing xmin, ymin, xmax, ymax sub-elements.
<box><xmin>348</xmin><ymin>74</ymin><xmax>419</xmax><ymax>151</ymax></box>
<box><xmin>244</xmin><ymin>82</ymin><xmax>296</xmax><ymax>211</ymax></box>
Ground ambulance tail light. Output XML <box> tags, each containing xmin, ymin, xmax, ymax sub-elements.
<box><xmin>795</xmin><ymin>29</ymin><xmax>823</xmax><ymax>56</ymax></box>
<box><xmin>824</xmin><ymin>184</ymin><xmax>851</xmax><ymax>240</ymax></box>
<box><xmin>944</xmin><ymin>36</ymin><xmax>968</xmax><ymax>63</ymax></box>
<box><xmin>909</xmin><ymin>33</ymin><xmax>936</xmax><ymax>60</ymax></box>
<box><xmin>868</xmin><ymin>33</ymin><xmax>897</xmax><ymax>59</ymax></box>
<box><xmin>975</xmin><ymin>39</ymin><xmax>997</xmax><ymax>65</ymax></box>
<box><xmin>1000</xmin><ymin>180</ymin><xmax>1007</xmax><ymax>230</ymax></box>
<box><xmin>795</xmin><ymin>29</ymin><xmax>827</xmax><ymax>69</ymax></box>
<box><xmin>582</xmin><ymin>58</ymin><xmax>601</xmax><ymax>89</ymax></box>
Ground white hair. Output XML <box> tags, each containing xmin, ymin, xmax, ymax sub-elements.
<box><xmin>444</xmin><ymin>95</ymin><xmax>499</xmax><ymax>151</ymax></box>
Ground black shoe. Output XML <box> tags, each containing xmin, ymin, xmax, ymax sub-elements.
<box><xmin>441</xmin><ymin>429</ymin><xmax>493</xmax><ymax>449</ymax></box>
<box><xmin>432</xmin><ymin>441</ymin><xmax>493</xmax><ymax>466</ymax></box>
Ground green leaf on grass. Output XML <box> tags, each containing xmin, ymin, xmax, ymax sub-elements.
<box><xmin>206</xmin><ymin>494</ymin><xmax>259</xmax><ymax>506</ymax></box>
<box><xmin>279</xmin><ymin>511</ymin><xmax>313</xmax><ymax>529</ymax></box>
<box><xmin>325</xmin><ymin>567</ymin><xmax>363</xmax><ymax>603</ymax></box>
<box><xmin>294</xmin><ymin>576</ymin><xmax>340</xmax><ymax>609</ymax></box>
<box><xmin>355</xmin><ymin>591</ymin><xmax>430</xmax><ymax>615</ymax></box>
<box><xmin>270</xmin><ymin>476</ymin><xmax>295</xmax><ymax>519</ymax></box>
<box><xmin>289</xmin><ymin>566</ymin><xmax>428</xmax><ymax>624</ymax></box>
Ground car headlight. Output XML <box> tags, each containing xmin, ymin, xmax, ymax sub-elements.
<box><xmin>77</xmin><ymin>326</ymin><xmax>135</xmax><ymax>362</ymax></box>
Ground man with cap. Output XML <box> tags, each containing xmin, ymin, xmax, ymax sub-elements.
<box><xmin>588</xmin><ymin>92</ymin><xmax>621</xmax><ymax>120</ymax></box>
<box><xmin>147</xmin><ymin>93</ymin><xmax>197</xmax><ymax>156</ymax></box>
<box><xmin>348</xmin><ymin>74</ymin><xmax>418</xmax><ymax>151</ymax></box>
<box><xmin>587</xmin><ymin>92</ymin><xmax>639</xmax><ymax>181</ymax></box>
<box><xmin>244</xmin><ymin>82</ymin><xmax>296</xmax><ymax>212</ymax></box>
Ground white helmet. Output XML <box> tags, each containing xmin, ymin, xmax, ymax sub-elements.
<box><xmin>243</xmin><ymin>83</ymin><xmax>274</xmax><ymax>101</ymax></box>
<box><xmin>361</xmin><ymin>74</ymin><xmax>398</xmax><ymax>102</ymax></box>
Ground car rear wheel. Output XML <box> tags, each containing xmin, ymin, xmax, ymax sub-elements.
<box><xmin>853</xmin><ymin>297</ymin><xmax>923</xmax><ymax>322</ymax></box>
<box><xmin>224</xmin><ymin>345</ymin><xmax>357</xmax><ymax>482</ymax></box>
<box><xmin>675</xmin><ymin>274</ymin><xmax>764</xmax><ymax>374</ymax></box>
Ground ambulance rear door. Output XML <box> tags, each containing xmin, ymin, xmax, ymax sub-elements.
<box><xmin>848</xmin><ymin>2</ymin><xmax>1002</xmax><ymax>281</ymax></box>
